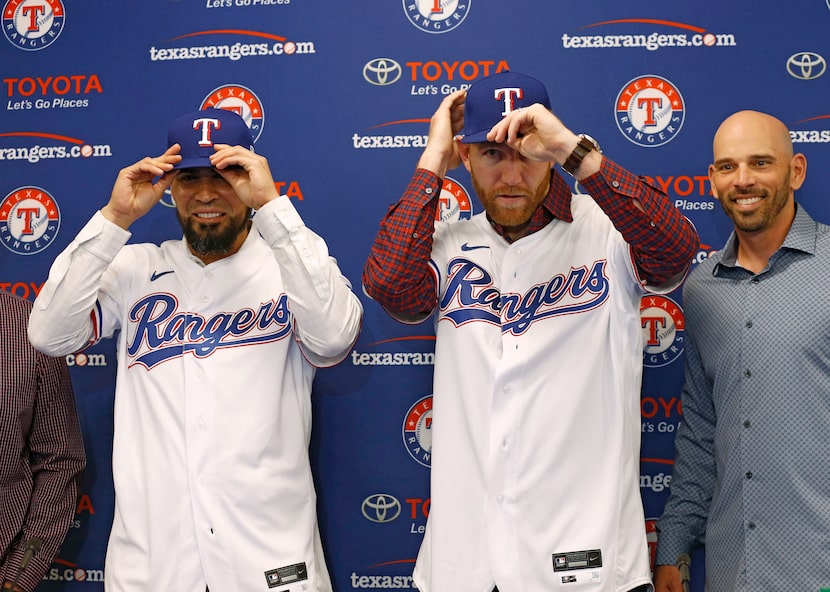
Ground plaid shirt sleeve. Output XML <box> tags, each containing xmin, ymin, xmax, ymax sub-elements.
<box><xmin>579</xmin><ymin>158</ymin><xmax>699</xmax><ymax>287</ymax></box>
<box><xmin>362</xmin><ymin>168</ymin><xmax>441</xmax><ymax>320</ymax></box>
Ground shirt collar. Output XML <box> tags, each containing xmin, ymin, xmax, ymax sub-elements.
<box><xmin>715</xmin><ymin>203</ymin><xmax>817</xmax><ymax>274</ymax></box>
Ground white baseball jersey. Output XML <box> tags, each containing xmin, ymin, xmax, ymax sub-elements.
<box><xmin>29</xmin><ymin>197</ymin><xmax>362</xmax><ymax>592</ymax></box>
<box><xmin>412</xmin><ymin>193</ymin><xmax>675</xmax><ymax>592</ymax></box>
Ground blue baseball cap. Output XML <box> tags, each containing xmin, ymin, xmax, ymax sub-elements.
<box><xmin>458</xmin><ymin>71</ymin><xmax>551</xmax><ymax>143</ymax></box>
<box><xmin>167</xmin><ymin>108</ymin><xmax>254</xmax><ymax>169</ymax></box>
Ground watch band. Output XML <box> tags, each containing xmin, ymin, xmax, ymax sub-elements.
<box><xmin>562</xmin><ymin>134</ymin><xmax>600</xmax><ymax>176</ymax></box>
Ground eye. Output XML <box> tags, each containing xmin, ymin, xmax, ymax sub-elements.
<box><xmin>176</xmin><ymin>172</ymin><xmax>196</xmax><ymax>182</ymax></box>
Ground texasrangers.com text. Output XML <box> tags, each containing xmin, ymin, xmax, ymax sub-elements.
<box><xmin>42</xmin><ymin>567</ymin><xmax>105</xmax><ymax>583</ymax></box>
<box><xmin>351</xmin><ymin>573</ymin><xmax>415</xmax><ymax>589</ymax></box>
<box><xmin>149</xmin><ymin>40</ymin><xmax>315</xmax><ymax>62</ymax></box>
<box><xmin>562</xmin><ymin>31</ymin><xmax>736</xmax><ymax>50</ymax></box>
<box><xmin>0</xmin><ymin>143</ymin><xmax>112</xmax><ymax>163</ymax></box>
<box><xmin>351</xmin><ymin>351</ymin><xmax>435</xmax><ymax>366</ymax></box>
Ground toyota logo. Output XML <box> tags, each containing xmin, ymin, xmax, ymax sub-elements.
<box><xmin>363</xmin><ymin>58</ymin><xmax>403</xmax><ymax>86</ymax></box>
<box><xmin>361</xmin><ymin>493</ymin><xmax>402</xmax><ymax>523</ymax></box>
<box><xmin>786</xmin><ymin>52</ymin><xmax>826</xmax><ymax>80</ymax></box>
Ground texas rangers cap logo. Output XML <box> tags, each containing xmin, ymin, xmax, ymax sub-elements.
<box><xmin>3</xmin><ymin>0</ymin><xmax>65</xmax><ymax>50</ymax></box>
<box><xmin>0</xmin><ymin>186</ymin><xmax>61</xmax><ymax>255</ymax></box>
<box><xmin>615</xmin><ymin>75</ymin><xmax>685</xmax><ymax>147</ymax></box>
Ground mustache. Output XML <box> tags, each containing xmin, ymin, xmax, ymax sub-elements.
<box><xmin>491</xmin><ymin>187</ymin><xmax>529</xmax><ymax>196</ymax></box>
<box><xmin>730</xmin><ymin>189</ymin><xmax>767</xmax><ymax>198</ymax></box>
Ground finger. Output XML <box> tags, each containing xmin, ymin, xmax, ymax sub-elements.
<box><xmin>210</xmin><ymin>144</ymin><xmax>257</xmax><ymax>170</ymax></box>
<box><xmin>444</xmin><ymin>88</ymin><xmax>467</xmax><ymax>107</ymax></box>
<box><xmin>155</xmin><ymin>170</ymin><xmax>177</xmax><ymax>193</ymax></box>
<box><xmin>486</xmin><ymin>113</ymin><xmax>516</xmax><ymax>143</ymax></box>
<box><xmin>504</xmin><ymin>114</ymin><xmax>528</xmax><ymax>144</ymax></box>
<box><xmin>163</xmin><ymin>143</ymin><xmax>182</xmax><ymax>158</ymax></box>
<box><xmin>124</xmin><ymin>158</ymin><xmax>174</xmax><ymax>181</ymax></box>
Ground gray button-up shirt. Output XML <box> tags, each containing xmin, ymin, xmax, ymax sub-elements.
<box><xmin>655</xmin><ymin>204</ymin><xmax>830</xmax><ymax>591</ymax></box>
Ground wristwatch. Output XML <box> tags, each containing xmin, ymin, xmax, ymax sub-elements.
<box><xmin>561</xmin><ymin>134</ymin><xmax>601</xmax><ymax>177</ymax></box>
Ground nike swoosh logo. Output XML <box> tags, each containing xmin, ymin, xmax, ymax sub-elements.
<box><xmin>150</xmin><ymin>270</ymin><xmax>175</xmax><ymax>282</ymax></box>
<box><xmin>460</xmin><ymin>243</ymin><xmax>490</xmax><ymax>252</ymax></box>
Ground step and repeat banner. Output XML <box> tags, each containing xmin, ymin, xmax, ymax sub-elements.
<box><xmin>2</xmin><ymin>0</ymin><xmax>828</xmax><ymax>590</ymax></box>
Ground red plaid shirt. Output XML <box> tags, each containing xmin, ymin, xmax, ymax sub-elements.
<box><xmin>364</xmin><ymin>158</ymin><xmax>698</xmax><ymax>317</ymax></box>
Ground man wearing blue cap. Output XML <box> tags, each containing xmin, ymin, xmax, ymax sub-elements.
<box><xmin>364</xmin><ymin>72</ymin><xmax>699</xmax><ymax>592</ymax></box>
<box><xmin>28</xmin><ymin>109</ymin><xmax>363</xmax><ymax>592</ymax></box>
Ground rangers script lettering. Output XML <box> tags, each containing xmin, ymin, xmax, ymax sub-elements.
<box><xmin>440</xmin><ymin>258</ymin><xmax>609</xmax><ymax>334</ymax></box>
<box><xmin>127</xmin><ymin>293</ymin><xmax>292</xmax><ymax>368</ymax></box>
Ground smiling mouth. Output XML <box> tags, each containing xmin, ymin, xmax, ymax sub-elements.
<box><xmin>194</xmin><ymin>212</ymin><xmax>224</xmax><ymax>219</ymax></box>
<box><xmin>734</xmin><ymin>195</ymin><xmax>763</xmax><ymax>206</ymax></box>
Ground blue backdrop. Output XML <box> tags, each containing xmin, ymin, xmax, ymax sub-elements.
<box><xmin>2</xmin><ymin>0</ymin><xmax>828</xmax><ymax>589</ymax></box>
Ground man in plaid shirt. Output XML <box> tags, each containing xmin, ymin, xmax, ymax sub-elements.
<box><xmin>363</xmin><ymin>72</ymin><xmax>698</xmax><ymax>592</ymax></box>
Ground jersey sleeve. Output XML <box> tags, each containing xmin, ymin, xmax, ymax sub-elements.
<box><xmin>362</xmin><ymin>168</ymin><xmax>442</xmax><ymax>323</ymax></box>
<box><xmin>28</xmin><ymin>211</ymin><xmax>130</xmax><ymax>357</ymax></box>
<box><xmin>251</xmin><ymin>196</ymin><xmax>363</xmax><ymax>368</ymax></box>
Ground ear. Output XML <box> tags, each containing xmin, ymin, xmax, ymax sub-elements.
<box><xmin>707</xmin><ymin>164</ymin><xmax>720</xmax><ymax>200</ymax></box>
<box><xmin>456</xmin><ymin>139</ymin><xmax>473</xmax><ymax>173</ymax></box>
<box><xmin>789</xmin><ymin>153</ymin><xmax>807</xmax><ymax>191</ymax></box>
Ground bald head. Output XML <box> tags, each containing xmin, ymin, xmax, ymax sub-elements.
<box><xmin>707</xmin><ymin>110</ymin><xmax>807</xmax><ymax>244</ymax></box>
<box><xmin>713</xmin><ymin>110</ymin><xmax>794</xmax><ymax>162</ymax></box>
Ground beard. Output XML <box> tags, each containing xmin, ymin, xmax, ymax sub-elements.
<box><xmin>177</xmin><ymin>209</ymin><xmax>251</xmax><ymax>258</ymax></box>
<box><xmin>723</xmin><ymin>171</ymin><xmax>790</xmax><ymax>233</ymax></box>
<box><xmin>471</xmin><ymin>171</ymin><xmax>551</xmax><ymax>230</ymax></box>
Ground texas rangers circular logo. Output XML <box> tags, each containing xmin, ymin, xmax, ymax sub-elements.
<box><xmin>615</xmin><ymin>75</ymin><xmax>685</xmax><ymax>147</ymax></box>
<box><xmin>402</xmin><ymin>394</ymin><xmax>433</xmax><ymax>467</ymax></box>
<box><xmin>402</xmin><ymin>0</ymin><xmax>471</xmax><ymax>34</ymax></box>
<box><xmin>0</xmin><ymin>186</ymin><xmax>61</xmax><ymax>255</ymax></box>
<box><xmin>3</xmin><ymin>0</ymin><xmax>65</xmax><ymax>50</ymax></box>
<box><xmin>200</xmin><ymin>84</ymin><xmax>265</xmax><ymax>142</ymax></box>
<box><xmin>640</xmin><ymin>293</ymin><xmax>685</xmax><ymax>368</ymax></box>
<box><xmin>436</xmin><ymin>176</ymin><xmax>473</xmax><ymax>222</ymax></box>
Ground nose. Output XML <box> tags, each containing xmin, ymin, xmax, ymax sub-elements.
<box><xmin>500</xmin><ymin>155</ymin><xmax>524</xmax><ymax>187</ymax></box>
<box><xmin>734</xmin><ymin>163</ymin><xmax>755</xmax><ymax>188</ymax></box>
<box><xmin>192</xmin><ymin>177</ymin><xmax>219</xmax><ymax>202</ymax></box>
